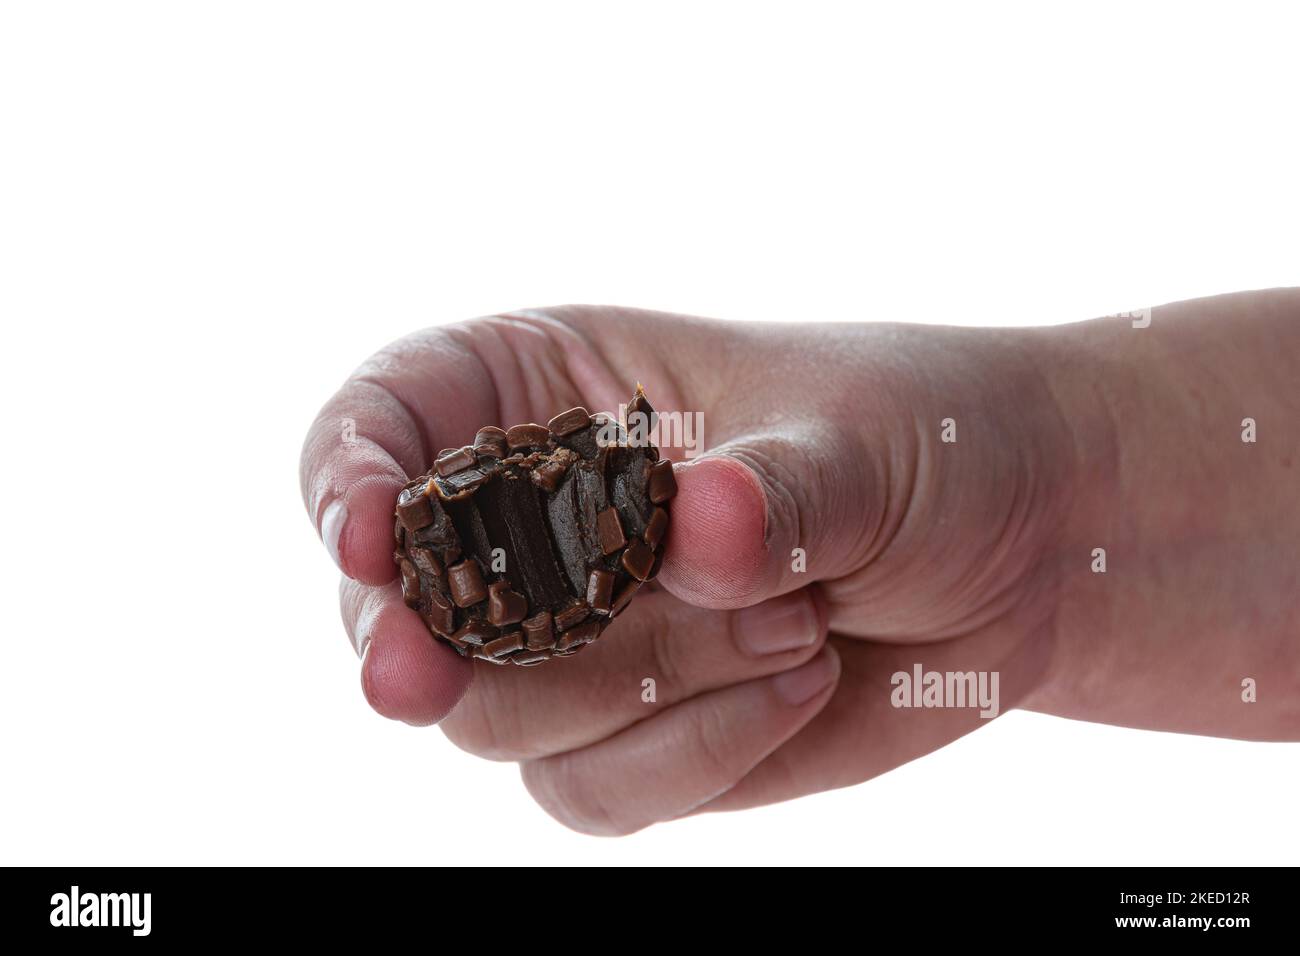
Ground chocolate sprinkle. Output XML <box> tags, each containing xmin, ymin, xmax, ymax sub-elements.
<box><xmin>647</xmin><ymin>458</ymin><xmax>678</xmax><ymax>505</ymax></box>
<box><xmin>621</xmin><ymin>538</ymin><xmax>655</xmax><ymax>582</ymax></box>
<box><xmin>597</xmin><ymin>506</ymin><xmax>627</xmax><ymax>555</ymax></box>
<box><xmin>505</xmin><ymin>423</ymin><xmax>551</xmax><ymax>449</ymax></box>
<box><xmin>435</xmin><ymin>446</ymin><xmax>477</xmax><ymax>477</ymax></box>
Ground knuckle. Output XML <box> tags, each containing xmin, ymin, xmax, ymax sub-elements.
<box><xmin>439</xmin><ymin>685</ymin><xmax>530</xmax><ymax>762</ymax></box>
<box><xmin>722</xmin><ymin>608</ymin><xmax>752</xmax><ymax>663</ymax></box>
<box><xmin>520</xmin><ymin>757</ymin><xmax>631</xmax><ymax>837</ymax></box>
<box><xmin>686</xmin><ymin>697</ymin><xmax>746</xmax><ymax>788</ymax></box>
<box><xmin>647</xmin><ymin>609</ymin><xmax>687</xmax><ymax>691</ymax></box>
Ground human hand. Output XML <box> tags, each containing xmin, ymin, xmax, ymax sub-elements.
<box><xmin>300</xmin><ymin>293</ymin><xmax>1300</xmax><ymax>833</ymax></box>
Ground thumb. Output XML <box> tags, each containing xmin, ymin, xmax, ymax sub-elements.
<box><xmin>657</xmin><ymin>422</ymin><xmax>879</xmax><ymax>610</ymax></box>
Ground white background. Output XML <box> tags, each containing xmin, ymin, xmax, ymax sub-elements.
<box><xmin>2</xmin><ymin>1</ymin><xmax>1296</xmax><ymax>865</ymax></box>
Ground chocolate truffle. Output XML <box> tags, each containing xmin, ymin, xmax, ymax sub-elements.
<box><xmin>393</xmin><ymin>386</ymin><xmax>673</xmax><ymax>665</ymax></box>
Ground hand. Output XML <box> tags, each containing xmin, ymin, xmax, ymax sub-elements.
<box><xmin>300</xmin><ymin>293</ymin><xmax>1300</xmax><ymax>834</ymax></box>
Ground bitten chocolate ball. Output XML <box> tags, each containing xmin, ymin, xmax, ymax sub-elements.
<box><xmin>393</xmin><ymin>386</ymin><xmax>674</xmax><ymax>665</ymax></box>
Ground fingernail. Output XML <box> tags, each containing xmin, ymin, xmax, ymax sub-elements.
<box><xmin>771</xmin><ymin>647</ymin><xmax>839</xmax><ymax>706</ymax></box>
<box><xmin>321</xmin><ymin>498</ymin><xmax>348</xmax><ymax>574</ymax></box>
<box><xmin>734</xmin><ymin>591</ymin><xmax>820</xmax><ymax>656</ymax></box>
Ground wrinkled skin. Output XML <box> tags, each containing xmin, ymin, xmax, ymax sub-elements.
<box><xmin>300</xmin><ymin>290</ymin><xmax>1300</xmax><ymax>835</ymax></box>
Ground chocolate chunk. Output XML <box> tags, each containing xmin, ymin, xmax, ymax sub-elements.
<box><xmin>556</xmin><ymin>619</ymin><xmax>600</xmax><ymax>651</ymax></box>
<box><xmin>409</xmin><ymin>546</ymin><xmax>442</xmax><ymax>577</ymax></box>
<box><xmin>522</xmin><ymin>611</ymin><xmax>555</xmax><ymax>650</ymax></box>
<box><xmin>587</xmin><ymin>568</ymin><xmax>615</xmax><ymax>613</ymax></box>
<box><xmin>396</xmin><ymin>483</ymin><xmax>435</xmax><ymax>531</ymax></box>
<box><xmin>643</xmin><ymin>506</ymin><xmax>668</xmax><ymax>549</ymax></box>
<box><xmin>425</xmin><ymin>588</ymin><xmax>456</xmax><ymax>637</ymax></box>
<box><xmin>409</xmin><ymin>490</ymin><xmax>457</xmax><ymax>550</ymax></box>
<box><xmin>473</xmin><ymin>426</ymin><xmax>509</xmax><ymax>458</ymax></box>
<box><xmin>621</xmin><ymin>539</ymin><xmax>655</xmax><ymax>581</ymax></box>
<box><xmin>442</xmin><ymin>629</ymin><xmax>471</xmax><ymax>653</ymax></box>
<box><xmin>483</xmin><ymin>630</ymin><xmax>525</xmax><ymax>659</ymax></box>
<box><xmin>453</xmin><ymin>620</ymin><xmax>497</xmax><ymax>647</ymax></box>
<box><xmin>529</xmin><ymin>447</ymin><xmax>576</xmax><ymax>492</ymax></box>
<box><xmin>548</xmin><ymin>406</ymin><xmax>591</xmax><ymax>437</ymax></box>
<box><xmin>447</xmin><ymin>558</ymin><xmax>487</xmax><ymax>607</ymax></box>
<box><xmin>554</xmin><ymin>602</ymin><xmax>591</xmax><ymax>631</ymax></box>
<box><xmin>433</xmin><ymin>466</ymin><xmax>489</xmax><ymax>498</ymax></box>
<box><xmin>647</xmin><ymin>459</ymin><xmax>677</xmax><ymax>504</ymax></box>
<box><xmin>487</xmin><ymin>581</ymin><xmax>528</xmax><ymax>626</ymax></box>
<box><xmin>435</xmin><ymin>447</ymin><xmax>477</xmax><ymax>477</ymax></box>
<box><xmin>596</xmin><ymin>507</ymin><xmax>626</xmax><ymax>555</ymax></box>
<box><xmin>393</xmin><ymin>388</ymin><xmax>672</xmax><ymax>665</ymax></box>
<box><xmin>400</xmin><ymin>558</ymin><xmax>421</xmax><ymax>607</ymax></box>
<box><xmin>511</xmin><ymin>651</ymin><xmax>552</xmax><ymax>666</ymax></box>
<box><xmin>506</xmin><ymin>423</ymin><xmax>550</xmax><ymax>449</ymax></box>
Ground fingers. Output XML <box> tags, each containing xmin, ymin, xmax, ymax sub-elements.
<box><xmin>339</xmin><ymin>577</ymin><xmax>473</xmax><ymax>725</ymax></box>
<box><xmin>696</xmin><ymin>606</ymin><xmax>1056</xmax><ymax>813</ymax></box>
<box><xmin>436</xmin><ymin>587</ymin><xmax>828</xmax><ymax>760</ymax></box>
<box><xmin>657</xmin><ymin>422</ymin><xmax>883</xmax><ymax>611</ymax></box>
<box><xmin>301</xmin><ymin>378</ymin><xmax>426</xmax><ymax>585</ymax></box>
<box><xmin>299</xmin><ymin>330</ymin><xmax>498</xmax><ymax>586</ymax></box>
<box><xmin>520</xmin><ymin>645</ymin><xmax>841</xmax><ymax>835</ymax></box>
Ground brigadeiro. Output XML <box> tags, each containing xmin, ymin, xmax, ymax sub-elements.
<box><xmin>392</xmin><ymin>386</ymin><xmax>675</xmax><ymax>665</ymax></box>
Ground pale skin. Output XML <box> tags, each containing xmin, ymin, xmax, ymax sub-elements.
<box><xmin>299</xmin><ymin>289</ymin><xmax>1300</xmax><ymax>835</ymax></box>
